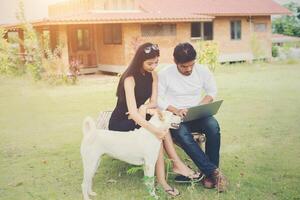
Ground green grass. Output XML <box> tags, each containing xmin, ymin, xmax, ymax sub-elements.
<box><xmin>1</xmin><ymin>62</ymin><xmax>300</xmax><ymax>200</ymax></box>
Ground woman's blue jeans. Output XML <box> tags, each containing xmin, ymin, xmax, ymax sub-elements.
<box><xmin>170</xmin><ymin>116</ymin><xmax>220</xmax><ymax>176</ymax></box>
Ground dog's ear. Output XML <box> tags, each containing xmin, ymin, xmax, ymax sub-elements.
<box><xmin>165</xmin><ymin>111</ymin><xmax>173</xmax><ymax>118</ymax></box>
<box><xmin>147</xmin><ymin>108</ymin><xmax>157</xmax><ymax>116</ymax></box>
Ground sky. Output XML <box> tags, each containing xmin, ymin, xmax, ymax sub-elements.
<box><xmin>0</xmin><ymin>0</ymin><xmax>298</xmax><ymax>25</ymax></box>
<box><xmin>0</xmin><ymin>0</ymin><xmax>65</xmax><ymax>24</ymax></box>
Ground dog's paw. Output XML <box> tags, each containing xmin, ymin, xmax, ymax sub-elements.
<box><xmin>89</xmin><ymin>191</ymin><xmax>97</xmax><ymax>196</ymax></box>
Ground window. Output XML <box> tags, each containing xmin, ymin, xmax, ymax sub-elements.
<box><xmin>77</xmin><ymin>29</ymin><xmax>90</xmax><ymax>50</ymax></box>
<box><xmin>191</xmin><ymin>22</ymin><xmax>213</xmax><ymax>40</ymax></box>
<box><xmin>103</xmin><ymin>24</ymin><xmax>122</xmax><ymax>44</ymax></box>
<box><xmin>203</xmin><ymin>22</ymin><xmax>213</xmax><ymax>40</ymax></box>
<box><xmin>231</xmin><ymin>20</ymin><xmax>241</xmax><ymax>40</ymax></box>
<box><xmin>141</xmin><ymin>24</ymin><xmax>176</xmax><ymax>37</ymax></box>
<box><xmin>103</xmin><ymin>0</ymin><xmax>136</xmax><ymax>10</ymax></box>
<box><xmin>191</xmin><ymin>23</ymin><xmax>201</xmax><ymax>38</ymax></box>
<box><xmin>254</xmin><ymin>23</ymin><xmax>267</xmax><ymax>32</ymax></box>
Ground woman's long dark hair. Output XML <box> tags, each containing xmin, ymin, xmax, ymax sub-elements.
<box><xmin>116</xmin><ymin>42</ymin><xmax>160</xmax><ymax>100</ymax></box>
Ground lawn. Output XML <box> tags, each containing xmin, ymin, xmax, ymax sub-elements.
<box><xmin>0</xmin><ymin>61</ymin><xmax>300</xmax><ymax>200</ymax></box>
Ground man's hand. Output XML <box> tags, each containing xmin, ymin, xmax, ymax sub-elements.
<box><xmin>174</xmin><ymin>108</ymin><xmax>188</xmax><ymax>118</ymax></box>
<box><xmin>200</xmin><ymin>95</ymin><xmax>214</xmax><ymax>105</ymax></box>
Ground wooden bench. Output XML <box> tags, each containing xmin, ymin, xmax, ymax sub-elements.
<box><xmin>96</xmin><ymin>111</ymin><xmax>206</xmax><ymax>147</ymax></box>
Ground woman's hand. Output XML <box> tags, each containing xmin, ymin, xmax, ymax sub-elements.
<box><xmin>154</xmin><ymin>128</ymin><xmax>168</xmax><ymax>140</ymax></box>
<box><xmin>138</xmin><ymin>104</ymin><xmax>147</xmax><ymax>119</ymax></box>
<box><xmin>126</xmin><ymin>104</ymin><xmax>147</xmax><ymax>120</ymax></box>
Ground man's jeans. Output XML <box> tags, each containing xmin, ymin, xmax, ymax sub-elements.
<box><xmin>170</xmin><ymin>116</ymin><xmax>220</xmax><ymax>176</ymax></box>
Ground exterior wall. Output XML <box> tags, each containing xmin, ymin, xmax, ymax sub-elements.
<box><xmin>121</xmin><ymin>17</ymin><xmax>272</xmax><ymax>66</ymax></box>
<box><xmin>50</xmin><ymin>16</ymin><xmax>272</xmax><ymax>69</ymax></box>
<box><xmin>123</xmin><ymin>22</ymin><xmax>191</xmax><ymax>65</ymax></box>
<box><xmin>96</xmin><ymin>25</ymin><xmax>125</xmax><ymax>65</ymax></box>
<box><xmin>213</xmin><ymin>16</ymin><xmax>272</xmax><ymax>62</ymax></box>
<box><xmin>57</xmin><ymin>25</ymin><xmax>70</xmax><ymax>68</ymax></box>
<box><xmin>251</xmin><ymin>16</ymin><xmax>272</xmax><ymax>59</ymax></box>
<box><xmin>123</xmin><ymin>23</ymin><xmax>140</xmax><ymax>66</ymax></box>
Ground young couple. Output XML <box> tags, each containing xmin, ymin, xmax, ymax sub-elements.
<box><xmin>108</xmin><ymin>42</ymin><xmax>228</xmax><ymax>196</ymax></box>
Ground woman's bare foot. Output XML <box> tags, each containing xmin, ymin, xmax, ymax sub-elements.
<box><xmin>160</xmin><ymin>183</ymin><xmax>180</xmax><ymax>197</ymax></box>
<box><xmin>173</xmin><ymin>162</ymin><xmax>200</xmax><ymax>178</ymax></box>
<box><xmin>164</xmin><ymin>187</ymin><xmax>180</xmax><ymax>197</ymax></box>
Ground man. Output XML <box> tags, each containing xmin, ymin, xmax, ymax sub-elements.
<box><xmin>157</xmin><ymin>42</ymin><xmax>228</xmax><ymax>192</ymax></box>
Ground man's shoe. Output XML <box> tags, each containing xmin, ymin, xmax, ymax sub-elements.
<box><xmin>211</xmin><ymin>169</ymin><xmax>228</xmax><ymax>192</ymax></box>
<box><xmin>174</xmin><ymin>172</ymin><xmax>204</xmax><ymax>183</ymax></box>
<box><xmin>201</xmin><ymin>177</ymin><xmax>214</xmax><ymax>189</ymax></box>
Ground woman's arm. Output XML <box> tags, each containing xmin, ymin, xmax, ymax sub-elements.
<box><xmin>124</xmin><ymin>76</ymin><xmax>166</xmax><ymax>139</ymax></box>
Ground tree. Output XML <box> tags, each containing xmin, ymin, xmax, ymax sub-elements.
<box><xmin>272</xmin><ymin>1</ymin><xmax>300</xmax><ymax>37</ymax></box>
<box><xmin>16</xmin><ymin>0</ymin><xmax>43</xmax><ymax>81</ymax></box>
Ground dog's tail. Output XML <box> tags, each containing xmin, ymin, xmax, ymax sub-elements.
<box><xmin>82</xmin><ymin>116</ymin><xmax>96</xmax><ymax>138</ymax></box>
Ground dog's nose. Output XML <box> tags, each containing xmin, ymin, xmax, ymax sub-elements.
<box><xmin>171</xmin><ymin>123</ymin><xmax>180</xmax><ymax>129</ymax></box>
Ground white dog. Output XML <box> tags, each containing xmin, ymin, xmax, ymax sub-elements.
<box><xmin>80</xmin><ymin>110</ymin><xmax>181</xmax><ymax>200</ymax></box>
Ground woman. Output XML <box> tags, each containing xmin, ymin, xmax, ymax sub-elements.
<box><xmin>109</xmin><ymin>43</ymin><xmax>200</xmax><ymax>197</ymax></box>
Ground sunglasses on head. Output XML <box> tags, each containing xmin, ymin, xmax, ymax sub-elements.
<box><xmin>144</xmin><ymin>44</ymin><xmax>159</xmax><ymax>54</ymax></box>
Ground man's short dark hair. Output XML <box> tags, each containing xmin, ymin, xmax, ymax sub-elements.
<box><xmin>173</xmin><ymin>42</ymin><xmax>197</xmax><ymax>64</ymax></box>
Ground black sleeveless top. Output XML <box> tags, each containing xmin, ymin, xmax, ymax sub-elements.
<box><xmin>108</xmin><ymin>71</ymin><xmax>153</xmax><ymax>131</ymax></box>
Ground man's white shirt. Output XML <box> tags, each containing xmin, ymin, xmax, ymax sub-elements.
<box><xmin>157</xmin><ymin>64</ymin><xmax>217</xmax><ymax>110</ymax></box>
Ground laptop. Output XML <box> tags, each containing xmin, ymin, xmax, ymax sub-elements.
<box><xmin>182</xmin><ymin>100</ymin><xmax>223</xmax><ymax>122</ymax></box>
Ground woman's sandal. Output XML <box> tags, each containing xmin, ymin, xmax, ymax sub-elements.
<box><xmin>165</xmin><ymin>187</ymin><xmax>180</xmax><ymax>197</ymax></box>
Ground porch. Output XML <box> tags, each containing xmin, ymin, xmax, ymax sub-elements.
<box><xmin>50</xmin><ymin>24</ymin><xmax>127</xmax><ymax>71</ymax></box>
<box><xmin>78</xmin><ymin>64</ymin><xmax>125</xmax><ymax>75</ymax></box>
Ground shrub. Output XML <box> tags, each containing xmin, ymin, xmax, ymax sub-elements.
<box><xmin>16</xmin><ymin>1</ymin><xmax>43</xmax><ymax>81</ymax></box>
<box><xmin>272</xmin><ymin>46</ymin><xmax>279</xmax><ymax>57</ymax></box>
<box><xmin>0</xmin><ymin>28</ymin><xmax>10</xmax><ymax>74</ymax></box>
<box><xmin>0</xmin><ymin>27</ymin><xmax>24</xmax><ymax>76</ymax></box>
<box><xmin>250</xmin><ymin>34</ymin><xmax>266</xmax><ymax>60</ymax></box>
<box><xmin>197</xmin><ymin>41</ymin><xmax>219</xmax><ymax>72</ymax></box>
<box><xmin>14</xmin><ymin>0</ymin><xmax>73</xmax><ymax>85</ymax></box>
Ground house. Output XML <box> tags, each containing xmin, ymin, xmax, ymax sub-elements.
<box><xmin>272</xmin><ymin>33</ymin><xmax>300</xmax><ymax>59</ymax></box>
<box><xmin>2</xmin><ymin>0</ymin><xmax>290</xmax><ymax>73</ymax></box>
<box><xmin>272</xmin><ymin>34</ymin><xmax>300</xmax><ymax>47</ymax></box>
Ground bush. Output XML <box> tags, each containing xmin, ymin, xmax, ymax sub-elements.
<box><xmin>14</xmin><ymin>0</ymin><xmax>72</xmax><ymax>84</ymax></box>
<box><xmin>42</xmin><ymin>37</ymin><xmax>77</xmax><ymax>85</ymax></box>
<box><xmin>197</xmin><ymin>41</ymin><xmax>219</xmax><ymax>72</ymax></box>
<box><xmin>272</xmin><ymin>2</ymin><xmax>300</xmax><ymax>37</ymax></box>
<box><xmin>272</xmin><ymin>46</ymin><xmax>279</xmax><ymax>57</ymax></box>
<box><xmin>15</xmin><ymin>0</ymin><xmax>43</xmax><ymax>81</ymax></box>
<box><xmin>250</xmin><ymin>34</ymin><xmax>266</xmax><ymax>59</ymax></box>
<box><xmin>0</xmin><ymin>28</ymin><xmax>10</xmax><ymax>74</ymax></box>
<box><xmin>0</xmin><ymin>27</ymin><xmax>25</xmax><ymax>76</ymax></box>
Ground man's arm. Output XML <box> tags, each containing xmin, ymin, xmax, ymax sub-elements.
<box><xmin>157</xmin><ymin>70</ymin><xmax>187</xmax><ymax>118</ymax></box>
<box><xmin>201</xmin><ymin>67</ymin><xmax>217</xmax><ymax>104</ymax></box>
<box><xmin>200</xmin><ymin>95</ymin><xmax>214</xmax><ymax>105</ymax></box>
<box><xmin>166</xmin><ymin>105</ymin><xmax>187</xmax><ymax>118</ymax></box>
<box><xmin>157</xmin><ymin>71</ymin><xmax>171</xmax><ymax>110</ymax></box>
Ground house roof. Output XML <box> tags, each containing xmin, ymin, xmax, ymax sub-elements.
<box><xmin>141</xmin><ymin>0</ymin><xmax>291</xmax><ymax>16</ymax></box>
<box><xmin>2</xmin><ymin>0</ymin><xmax>291</xmax><ymax>28</ymax></box>
<box><xmin>34</xmin><ymin>12</ymin><xmax>214</xmax><ymax>26</ymax></box>
<box><xmin>272</xmin><ymin>34</ymin><xmax>300</xmax><ymax>43</ymax></box>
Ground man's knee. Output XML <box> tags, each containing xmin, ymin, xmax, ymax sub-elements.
<box><xmin>171</xmin><ymin>125</ymin><xmax>194</xmax><ymax>144</ymax></box>
<box><xmin>202</xmin><ymin>117</ymin><xmax>220</xmax><ymax>136</ymax></box>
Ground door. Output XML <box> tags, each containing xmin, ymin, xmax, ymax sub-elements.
<box><xmin>67</xmin><ymin>25</ymin><xmax>97</xmax><ymax>68</ymax></box>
